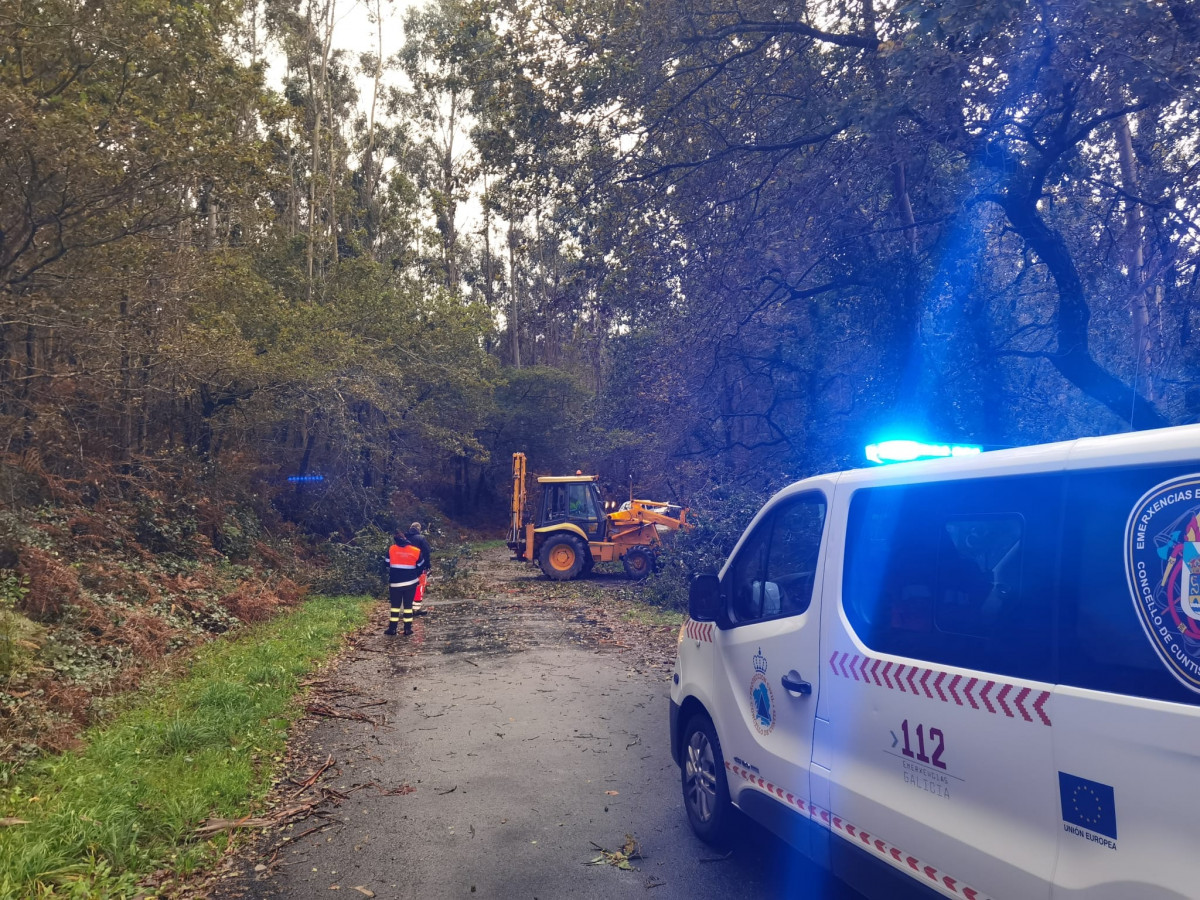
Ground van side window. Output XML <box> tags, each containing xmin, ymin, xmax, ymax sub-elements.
<box><xmin>1060</xmin><ymin>465</ymin><xmax>1200</xmax><ymax>705</ymax></box>
<box><xmin>729</xmin><ymin>494</ymin><xmax>826</xmax><ymax>625</ymax></box>
<box><xmin>843</xmin><ymin>477</ymin><xmax>1057</xmax><ymax>682</ymax></box>
<box><xmin>937</xmin><ymin>516</ymin><xmax>1023</xmax><ymax>637</ymax></box>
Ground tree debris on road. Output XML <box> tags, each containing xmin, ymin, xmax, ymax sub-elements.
<box><xmin>586</xmin><ymin>834</ymin><xmax>643</xmax><ymax>871</ymax></box>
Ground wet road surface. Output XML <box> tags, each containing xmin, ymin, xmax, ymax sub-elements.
<box><xmin>215</xmin><ymin>555</ymin><xmax>865</xmax><ymax>900</ymax></box>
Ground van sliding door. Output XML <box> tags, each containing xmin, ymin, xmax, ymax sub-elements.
<box><xmin>821</xmin><ymin>475</ymin><xmax>1061</xmax><ymax>900</ymax></box>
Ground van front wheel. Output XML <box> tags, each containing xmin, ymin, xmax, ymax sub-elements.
<box><xmin>681</xmin><ymin>714</ymin><xmax>732</xmax><ymax>845</ymax></box>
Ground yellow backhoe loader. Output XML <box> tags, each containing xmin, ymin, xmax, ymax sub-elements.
<box><xmin>506</xmin><ymin>452</ymin><xmax>690</xmax><ymax>581</ymax></box>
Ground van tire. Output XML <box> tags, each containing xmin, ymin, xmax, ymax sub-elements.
<box><xmin>681</xmin><ymin>714</ymin><xmax>732</xmax><ymax>846</ymax></box>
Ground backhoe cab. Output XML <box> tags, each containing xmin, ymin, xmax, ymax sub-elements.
<box><xmin>506</xmin><ymin>452</ymin><xmax>689</xmax><ymax>581</ymax></box>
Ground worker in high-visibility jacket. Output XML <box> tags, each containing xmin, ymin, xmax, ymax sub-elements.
<box><xmin>385</xmin><ymin>530</ymin><xmax>426</xmax><ymax>636</ymax></box>
<box><xmin>406</xmin><ymin>522</ymin><xmax>432</xmax><ymax>614</ymax></box>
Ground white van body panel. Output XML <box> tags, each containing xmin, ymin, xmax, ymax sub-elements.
<box><xmin>1049</xmin><ymin>688</ymin><xmax>1199</xmax><ymax>899</ymax></box>
<box><xmin>671</xmin><ymin>424</ymin><xmax>1200</xmax><ymax>900</ymax></box>
<box><xmin>819</xmin><ymin>595</ymin><xmax>1057</xmax><ymax>899</ymax></box>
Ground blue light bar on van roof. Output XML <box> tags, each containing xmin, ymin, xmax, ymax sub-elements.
<box><xmin>865</xmin><ymin>440</ymin><xmax>983</xmax><ymax>465</ymax></box>
<box><xmin>287</xmin><ymin>474</ymin><xmax>325</xmax><ymax>483</ymax></box>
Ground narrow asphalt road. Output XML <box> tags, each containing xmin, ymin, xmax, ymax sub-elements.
<box><xmin>213</xmin><ymin>549</ymin><xmax>864</xmax><ymax>900</ymax></box>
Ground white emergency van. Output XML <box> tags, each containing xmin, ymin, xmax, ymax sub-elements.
<box><xmin>669</xmin><ymin>425</ymin><xmax>1200</xmax><ymax>900</ymax></box>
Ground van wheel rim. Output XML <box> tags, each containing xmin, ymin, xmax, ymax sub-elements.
<box><xmin>684</xmin><ymin>731</ymin><xmax>716</xmax><ymax>822</ymax></box>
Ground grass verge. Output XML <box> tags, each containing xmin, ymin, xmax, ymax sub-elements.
<box><xmin>0</xmin><ymin>594</ymin><xmax>371</xmax><ymax>899</ymax></box>
<box><xmin>619</xmin><ymin>604</ymin><xmax>685</xmax><ymax>628</ymax></box>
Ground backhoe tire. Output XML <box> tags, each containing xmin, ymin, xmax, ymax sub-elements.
<box><xmin>622</xmin><ymin>546</ymin><xmax>655</xmax><ymax>580</ymax></box>
<box><xmin>539</xmin><ymin>534</ymin><xmax>586</xmax><ymax>581</ymax></box>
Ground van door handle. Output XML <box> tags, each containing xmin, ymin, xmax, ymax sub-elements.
<box><xmin>781</xmin><ymin>671</ymin><xmax>812</xmax><ymax>696</ymax></box>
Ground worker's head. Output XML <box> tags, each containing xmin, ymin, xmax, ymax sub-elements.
<box><xmin>409</xmin><ymin>521</ymin><xmax>422</xmax><ymax>534</ymax></box>
<box><xmin>393</xmin><ymin>531</ymin><xmax>410</xmax><ymax>546</ymax></box>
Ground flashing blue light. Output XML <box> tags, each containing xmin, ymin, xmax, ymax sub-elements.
<box><xmin>287</xmin><ymin>474</ymin><xmax>325</xmax><ymax>483</ymax></box>
<box><xmin>865</xmin><ymin>440</ymin><xmax>983</xmax><ymax>465</ymax></box>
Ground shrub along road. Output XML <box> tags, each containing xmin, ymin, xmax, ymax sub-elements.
<box><xmin>208</xmin><ymin>545</ymin><xmax>863</xmax><ymax>900</ymax></box>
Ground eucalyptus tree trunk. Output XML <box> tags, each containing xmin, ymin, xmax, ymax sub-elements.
<box><xmin>362</xmin><ymin>0</ymin><xmax>384</xmax><ymax>259</ymax></box>
<box><xmin>305</xmin><ymin>0</ymin><xmax>336</xmax><ymax>301</ymax></box>
<box><xmin>508</xmin><ymin>219</ymin><xmax>521</xmax><ymax>369</ymax></box>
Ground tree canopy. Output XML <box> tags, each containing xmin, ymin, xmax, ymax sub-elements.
<box><xmin>2</xmin><ymin>0</ymin><xmax>1198</xmax><ymax>537</ymax></box>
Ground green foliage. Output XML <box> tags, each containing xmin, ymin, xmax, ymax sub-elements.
<box><xmin>0</xmin><ymin>0</ymin><xmax>272</xmax><ymax>294</ymax></box>
<box><xmin>0</xmin><ymin>595</ymin><xmax>370</xmax><ymax>899</ymax></box>
<box><xmin>434</xmin><ymin>543</ymin><xmax>477</xmax><ymax>596</ymax></box>
<box><xmin>310</xmin><ymin>526</ymin><xmax>391</xmax><ymax>597</ymax></box>
<box><xmin>640</xmin><ymin>481</ymin><xmax>784</xmax><ymax>611</ymax></box>
<box><xmin>133</xmin><ymin>498</ymin><xmax>199</xmax><ymax>558</ymax></box>
<box><xmin>213</xmin><ymin>507</ymin><xmax>261</xmax><ymax>562</ymax></box>
<box><xmin>0</xmin><ymin>571</ymin><xmax>31</xmax><ymax>680</ymax></box>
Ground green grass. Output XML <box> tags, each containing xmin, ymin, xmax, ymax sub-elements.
<box><xmin>0</xmin><ymin>594</ymin><xmax>371</xmax><ymax>899</ymax></box>
<box><xmin>472</xmin><ymin>538</ymin><xmax>510</xmax><ymax>551</ymax></box>
<box><xmin>619</xmin><ymin>604</ymin><xmax>685</xmax><ymax>627</ymax></box>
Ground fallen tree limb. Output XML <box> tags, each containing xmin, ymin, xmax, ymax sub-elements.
<box><xmin>289</xmin><ymin>754</ymin><xmax>334</xmax><ymax>797</ymax></box>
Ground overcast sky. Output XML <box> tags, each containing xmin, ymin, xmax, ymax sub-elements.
<box><xmin>265</xmin><ymin>0</ymin><xmax>422</xmax><ymax>107</ymax></box>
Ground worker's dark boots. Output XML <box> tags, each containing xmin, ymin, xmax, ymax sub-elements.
<box><xmin>403</xmin><ymin>622</ymin><xmax>413</xmax><ymax>636</ymax></box>
<box><xmin>384</xmin><ymin>625</ymin><xmax>397</xmax><ymax>636</ymax></box>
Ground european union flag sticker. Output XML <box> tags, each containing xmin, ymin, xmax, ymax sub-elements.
<box><xmin>1059</xmin><ymin>772</ymin><xmax>1117</xmax><ymax>840</ymax></box>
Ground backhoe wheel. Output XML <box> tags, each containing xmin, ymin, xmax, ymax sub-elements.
<box><xmin>539</xmin><ymin>534</ymin><xmax>586</xmax><ymax>581</ymax></box>
<box><xmin>623</xmin><ymin>546</ymin><xmax>655</xmax><ymax>580</ymax></box>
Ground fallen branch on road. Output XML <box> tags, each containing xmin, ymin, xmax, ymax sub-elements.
<box><xmin>194</xmin><ymin>814</ymin><xmax>274</xmax><ymax>836</ymax></box>
<box><xmin>381</xmin><ymin>783</ymin><xmax>416</xmax><ymax>795</ymax></box>
<box><xmin>305</xmin><ymin>702</ymin><xmax>381</xmax><ymax>726</ymax></box>
<box><xmin>288</xmin><ymin>754</ymin><xmax>334</xmax><ymax>797</ymax></box>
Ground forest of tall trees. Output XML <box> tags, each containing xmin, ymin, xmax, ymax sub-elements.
<box><xmin>2</xmin><ymin>0</ymin><xmax>1198</xmax><ymax>534</ymax></box>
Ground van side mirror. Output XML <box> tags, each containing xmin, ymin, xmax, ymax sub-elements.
<box><xmin>689</xmin><ymin>573</ymin><xmax>721</xmax><ymax>621</ymax></box>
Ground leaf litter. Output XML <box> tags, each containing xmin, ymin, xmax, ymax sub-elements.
<box><xmin>587</xmin><ymin>833</ymin><xmax>642</xmax><ymax>871</ymax></box>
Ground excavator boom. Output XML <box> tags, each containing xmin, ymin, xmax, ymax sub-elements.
<box><xmin>508</xmin><ymin>452</ymin><xmax>526</xmax><ymax>546</ymax></box>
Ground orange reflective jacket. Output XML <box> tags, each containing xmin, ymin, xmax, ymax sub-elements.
<box><xmin>389</xmin><ymin>543</ymin><xmax>421</xmax><ymax>567</ymax></box>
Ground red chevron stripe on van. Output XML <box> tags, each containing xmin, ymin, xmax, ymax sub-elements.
<box><xmin>826</xmin><ymin>650</ymin><xmax>1051</xmax><ymax>726</ymax></box>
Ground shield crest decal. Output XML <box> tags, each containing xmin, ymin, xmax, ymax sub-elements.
<box><xmin>1126</xmin><ymin>476</ymin><xmax>1200</xmax><ymax>692</ymax></box>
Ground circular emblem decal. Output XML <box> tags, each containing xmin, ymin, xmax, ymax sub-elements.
<box><xmin>750</xmin><ymin>647</ymin><xmax>775</xmax><ymax>735</ymax></box>
<box><xmin>1125</xmin><ymin>475</ymin><xmax>1200</xmax><ymax>692</ymax></box>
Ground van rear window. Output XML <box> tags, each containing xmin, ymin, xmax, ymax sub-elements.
<box><xmin>843</xmin><ymin>476</ymin><xmax>1059</xmax><ymax>683</ymax></box>
<box><xmin>1059</xmin><ymin>465</ymin><xmax>1200</xmax><ymax>705</ymax></box>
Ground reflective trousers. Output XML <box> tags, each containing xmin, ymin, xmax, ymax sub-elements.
<box><xmin>388</xmin><ymin>582</ymin><xmax>417</xmax><ymax>630</ymax></box>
